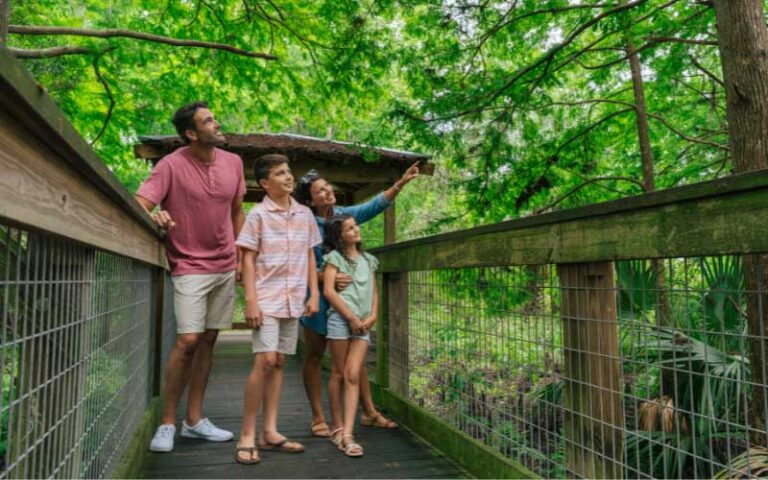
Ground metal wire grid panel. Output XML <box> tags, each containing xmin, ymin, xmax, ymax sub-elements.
<box><xmin>0</xmin><ymin>225</ymin><xmax>156</xmax><ymax>479</ymax></box>
<box><xmin>392</xmin><ymin>258</ymin><xmax>768</xmax><ymax>479</ymax></box>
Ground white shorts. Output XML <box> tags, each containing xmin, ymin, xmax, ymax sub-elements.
<box><xmin>251</xmin><ymin>316</ymin><xmax>299</xmax><ymax>354</ymax></box>
<box><xmin>173</xmin><ymin>271</ymin><xmax>236</xmax><ymax>334</ymax></box>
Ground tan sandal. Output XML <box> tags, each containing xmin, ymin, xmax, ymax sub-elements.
<box><xmin>340</xmin><ymin>434</ymin><xmax>364</xmax><ymax>457</ymax></box>
<box><xmin>361</xmin><ymin>412</ymin><xmax>397</xmax><ymax>429</ymax></box>
<box><xmin>329</xmin><ymin>427</ymin><xmax>344</xmax><ymax>448</ymax></box>
<box><xmin>311</xmin><ymin>420</ymin><xmax>331</xmax><ymax>438</ymax></box>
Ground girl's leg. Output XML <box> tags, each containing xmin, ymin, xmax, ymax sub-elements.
<box><xmin>302</xmin><ymin>327</ymin><xmax>329</xmax><ymax>432</ymax></box>
<box><xmin>342</xmin><ymin>340</ymin><xmax>370</xmax><ymax>437</ymax></box>
<box><xmin>327</xmin><ymin>339</ymin><xmax>350</xmax><ymax>438</ymax></box>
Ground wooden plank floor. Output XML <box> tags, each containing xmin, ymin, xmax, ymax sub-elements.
<box><xmin>142</xmin><ymin>332</ymin><xmax>468</xmax><ymax>479</ymax></box>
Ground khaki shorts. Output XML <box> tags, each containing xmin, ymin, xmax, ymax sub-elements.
<box><xmin>251</xmin><ymin>316</ymin><xmax>299</xmax><ymax>354</ymax></box>
<box><xmin>173</xmin><ymin>271</ymin><xmax>236</xmax><ymax>334</ymax></box>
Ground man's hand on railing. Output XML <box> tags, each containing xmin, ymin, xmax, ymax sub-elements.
<box><xmin>151</xmin><ymin>210</ymin><xmax>176</xmax><ymax>230</ymax></box>
<box><xmin>335</xmin><ymin>272</ymin><xmax>352</xmax><ymax>291</ymax></box>
<box><xmin>245</xmin><ymin>300</ymin><xmax>263</xmax><ymax>330</ymax></box>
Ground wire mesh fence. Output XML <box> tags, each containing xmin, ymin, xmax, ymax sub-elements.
<box><xmin>390</xmin><ymin>257</ymin><xmax>768</xmax><ymax>479</ymax></box>
<box><xmin>0</xmin><ymin>224</ymin><xmax>160</xmax><ymax>479</ymax></box>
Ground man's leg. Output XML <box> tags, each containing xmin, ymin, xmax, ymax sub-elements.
<box><xmin>185</xmin><ymin>329</ymin><xmax>219</xmax><ymax>425</ymax></box>
<box><xmin>301</xmin><ymin>327</ymin><xmax>329</xmax><ymax>433</ymax></box>
<box><xmin>161</xmin><ymin>333</ymin><xmax>201</xmax><ymax>425</ymax></box>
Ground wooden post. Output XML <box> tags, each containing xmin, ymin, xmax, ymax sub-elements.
<box><xmin>376</xmin><ymin>272</ymin><xmax>389</xmax><ymax>388</ymax></box>
<box><xmin>388</xmin><ymin>271</ymin><xmax>409</xmax><ymax>396</ymax></box>
<box><xmin>558</xmin><ymin>262</ymin><xmax>624</xmax><ymax>479</ymax></box>
<box><xmin>151</xmin><ymin>268</ymin><xmax>165</xmax><ymax>397</ymax></box>
<box><xmin>384</xmin><ymin>205</ymin><xmax>396</xmax><ymax>245</ymax></box>
<box><xmin>0</xmin><ymin>0</ymin><xmax>10</xmax><ymax>44</ymax></box>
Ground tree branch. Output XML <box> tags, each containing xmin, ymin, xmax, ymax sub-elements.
<box><xmin>534</xmin><ymin>176</ymin><xmax>642</xmax><ymax>214</ymax></box>
<box><xmin>90</xmin><ymin>52</ymin><xmax>115</xmax><ymax>146</ymax></box>
<box><xmin>8</xmin><ymin>24</ymin><xmax>277</xmax><ymax>60</ymax></box>
<box><xmin>690</xmin><ymin>57</ymin><xmax>724</xmax><ymax>87</ymax></box>
<box><xmin>9</xmin><ymin>45</ymin><xmax>92</xmax><ymax>58</ymax></box>
<box><xmin>644</xmin><ymin>36</ymin><xmax>717</xmax><ymax>46</ymax></box>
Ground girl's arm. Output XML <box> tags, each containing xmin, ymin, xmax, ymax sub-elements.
<box><xmin>324</xmin><ymin>264</ymin><xmax>363</xmax><ymax>332</ymax></box>
<box><xmin>304</xmin><ymin>248</ymin><xmax>320</xmax><ymax>316</ymax></box>
<box><xmin>362</xmin><ymin>274</ymin><xmax>378</xmax><ymax>331</ymax></box>
<box><xmin>242</xmin><ymin>248</ymin><xmax>263</xmax><ymax>329</ymax></box>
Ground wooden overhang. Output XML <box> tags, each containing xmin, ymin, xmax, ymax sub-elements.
<box><xmin>134</xmin><ymin>133</ymin><xmax>434</xmax><ymax>204</ymax></box>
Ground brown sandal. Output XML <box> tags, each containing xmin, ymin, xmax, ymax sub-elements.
<box><xmin>235</xmin><ymin>446</ymin><xmax>260</xmax><ymax>465</ymax></box>
<box><xmin>258</xmin><ymin>437</ymin><xmax>305</xmax><ymax>453</ymax></box>
<box><xmin>361</xmin><ymin>412</ymin><xmax>398</xmax><ymax>429</ymax></box>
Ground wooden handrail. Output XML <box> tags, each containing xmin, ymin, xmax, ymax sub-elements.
<box><xmin>0</xmin><ymin>46</ymin><xmax>165</xmax><ymax>267</ymax></box>
<box><xmin>371</xmin><ymin>168</ymin><xmax>768</xmax><ymax>272</ymax></box>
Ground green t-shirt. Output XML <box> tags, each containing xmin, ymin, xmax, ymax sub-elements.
<box><xmin>323</xmin><ymin>250</ymin><xmax>379</xmax><ymax>319</ymax></box>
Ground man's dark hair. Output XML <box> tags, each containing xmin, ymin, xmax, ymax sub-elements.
<box><xmin>254</xmin><ymin>154</ymin><xmax>290</xmax><ymax>184</ymax></box>
<box><xmin>172</xmin><ymin>101</ymin><xmax>208</xmax><ymax>144</ymax></box>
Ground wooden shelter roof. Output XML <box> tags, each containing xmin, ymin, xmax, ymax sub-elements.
<box><xmin>134</xmin><ymin>133</ymin><xmax>433</xmax><ymax>204</ymax></box>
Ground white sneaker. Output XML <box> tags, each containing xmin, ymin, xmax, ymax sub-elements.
<box><xmin>180</xmin><ymin>418</ymin><xmax>233</xmax><ymax>442</ymax></box>
<box><xmin>149</xmin><ymin>424</ymin><xmax>176</xmax><ymax>452</ymax></box>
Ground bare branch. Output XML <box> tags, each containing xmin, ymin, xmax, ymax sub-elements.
<box><xmin>534</xmin><ymin>176</ymin><xmax>642</xmax><ymax>214</ymax></box>
<box><xmin>90</xmin><ymin>52</ymin><xmax>115</xmax><ymax>146</ymax></box>
<box><xmin>644</xmin><ymin>36</ymin><xmax>717</xmax><ymax>46</ymax></box>
<box><xmin>0</xmin><ymin>0</ymin><xmax>10</xmax><ymax>43</ymax></box>
<box><xmin>8</xmin><ymin>24</ymin><xmax>277</xmax><ymax>60</ymax></box>
<box><xmin>690</xmin><ymin>57</ymin><xmax>724</xmax><ymax>87</ymax></box>
<box><xmin>10</xmin><ymin>45</ymin><xmax>92</xmax><ymax>58</ymax></box>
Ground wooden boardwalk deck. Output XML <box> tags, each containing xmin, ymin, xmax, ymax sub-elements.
<box><xmin>141</xmin><ymin>333</ymin><xmax>469</xmax><ymax>479</ymax></box>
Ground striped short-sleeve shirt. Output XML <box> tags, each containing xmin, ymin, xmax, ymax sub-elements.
<box><xmin>236</xmin><ymin>195</ymin><xmax>322</xmax><ymax>318</ymax></box>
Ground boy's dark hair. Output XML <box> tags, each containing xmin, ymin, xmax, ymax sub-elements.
<box><xmin>172</xmin><ymin>101</ymin><xmax>208</xmax><ymax>144</ymax></box>
<box><xmin>295</xmin><ymin>169</ymin><xmax>324</xmax><ymax>213</ymax></box>
<box><xmin>323</xmin><ymin>214</ymin><xmax>364</xmax><ymax>259</ymax></box>
<box><xmin>254</xmin><ymin>154</ymin><xmax>290</xmax><ymax>184</ymax></box>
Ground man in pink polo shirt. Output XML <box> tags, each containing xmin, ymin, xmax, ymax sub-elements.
<box><xmin>135</xmin><ymin>101</ymin><xmax>245</xmax><ymax>453</ymax></box>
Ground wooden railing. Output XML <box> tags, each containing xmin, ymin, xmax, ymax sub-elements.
<box><xmin>0</xmin><ymin>47</ymin><xmax>171</xmax><ymax>479</ymax></box>
<box><xmin>371</xmin><ymin>170</ymin><xmax>768</xmax><ymax>479</ymax></box>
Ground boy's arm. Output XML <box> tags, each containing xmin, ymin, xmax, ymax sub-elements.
<box><xmin>362</xmin><ymin>274</ymin><xmax>378</xmax><ymax>331</ymax></box>
<box><xmin>323</xmin><ymin>264</ymin><xmax>363</xmax><ymax>331</ymax></box>
<box><xmin>242</xmin><ymin>248</ymin><xmax>263</xmax><ymax>329</ymax></box>
<box><xmin>304</xmin><ymin>249</ymin><xmax>320</xmax><ymax>316</ymax></box>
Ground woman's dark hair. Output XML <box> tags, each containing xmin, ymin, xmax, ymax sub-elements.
<box><xmin>172</xmin><ymin>101</ymin><xmax>208</xmax><ymax>144</ymax></box>
<box><xmin>295</xmin><ymin>169</ymin><xmax>323</xmax><ymax>213</ymax></box>
<box><xmin>323</xmin><ymin>214</ymin><xmax>363</xmax><ymax>261</ymax></box>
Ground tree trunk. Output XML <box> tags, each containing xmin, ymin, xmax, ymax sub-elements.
<box><xmin>0</xmin><ymin>0</ymin><xmax>10</xmax><ymax>44</ymax></box>
<box><xmin>712</xmin><ymin>0</ymin><xmax>768</xmax><ymax>448</ymax></box>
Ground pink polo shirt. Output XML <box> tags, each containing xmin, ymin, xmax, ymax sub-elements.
<box><xmin>236</xmin><ymin>195</ymin><xmax>322</xmax><ymax>318</ymax></box>
<box><xmin>136</xmin><ymin>146</ymin><xmax>245</xmax><ymax>276</ymax></box>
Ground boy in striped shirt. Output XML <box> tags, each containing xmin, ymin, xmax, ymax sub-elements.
<box><xmin>234</xmin><ymin>154</ymin><xmax>321</xmax><ymax>464</ymax></box>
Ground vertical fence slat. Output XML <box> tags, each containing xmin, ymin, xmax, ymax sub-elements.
<box><xmin>389</xmin><ymin>271</ymin><xmax>409</xmax><ymax>397</ymax></box>
<box><xmin>558</xmin><ymin>262</ymin><xmax>624</xmax><ymax>479</ymax></box>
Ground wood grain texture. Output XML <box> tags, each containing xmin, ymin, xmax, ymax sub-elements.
<box><xmin>0</xmin><ymin>111</ymin><xmax>165</xmax><ymax>266</ymax></box>
<box><xmin>373</xmin><ymin>171</ymin><xmax>768</xmax><ymax>272</ymax></box>
<box><xmin>0</xmin><ymin>47</ymin><xmax>160</xmax><ymax>236</ymax></box>
<box><xmin>139</xmin><ymin>335</ymin><xmax>466</xmax><ymax>479</ymax></box>
<box><xmin>559</xmin><ymin>263</ymin><xmax>624</xmax><ymax>479</ymax></box>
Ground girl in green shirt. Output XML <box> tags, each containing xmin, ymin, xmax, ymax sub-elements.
<box><xmin>322</xmin><ymin>214</ymin><xmax>379</xmax><ymax>458</ymax></box>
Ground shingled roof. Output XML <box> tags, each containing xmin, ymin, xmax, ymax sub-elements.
<box><xmin>134</xmin><ymin>133</ymin><xmax>433</xmax><ymax>204</ymax></box>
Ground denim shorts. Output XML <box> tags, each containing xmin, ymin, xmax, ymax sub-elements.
<box><xmin>326</xmin><ymin>312</ymin><xmax>370</xmax><ymax>342</ymax></box>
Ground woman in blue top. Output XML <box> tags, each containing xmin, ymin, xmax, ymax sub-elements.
<box><xmin>295</xmin><ymin>162</ymin><xmax>419</xmax><ymax>437</ymax></box>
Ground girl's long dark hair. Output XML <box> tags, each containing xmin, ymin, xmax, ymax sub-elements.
<box><xmin>323</xmin><ymin>214</ymin><xmax>364</xmax><ymax>262</ymax></box>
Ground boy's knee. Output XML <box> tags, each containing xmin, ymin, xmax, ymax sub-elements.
<box><xmin>256</xmin><ymin>352</ymin><xmax>279</xmax><ymax>373</ymax></box>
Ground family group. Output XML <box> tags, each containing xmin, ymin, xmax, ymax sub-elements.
<box><xmin>134</xmin><ymin>101</ymin><xmax>420</xmax><ymax>465</ymax></box>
